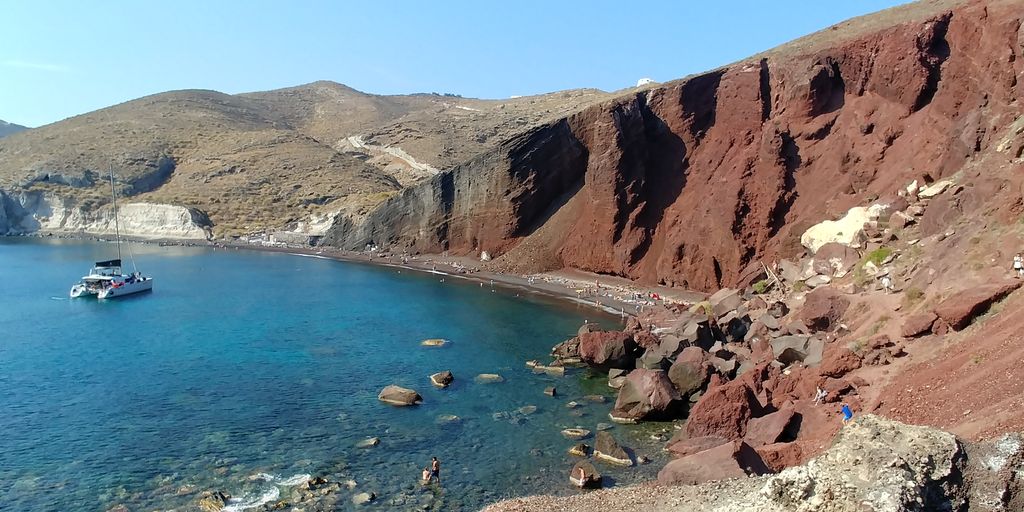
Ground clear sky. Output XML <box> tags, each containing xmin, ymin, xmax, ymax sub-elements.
<box><xmin>1</xmin><ymin>1</ymin><xmax>909</xmax><ymax>128</ymax></box>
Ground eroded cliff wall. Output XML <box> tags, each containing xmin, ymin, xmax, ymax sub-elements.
<box><xmin>324</xmin><ymin>1</ymin><xmax>1024</xmax><ymax>291</ymax></box>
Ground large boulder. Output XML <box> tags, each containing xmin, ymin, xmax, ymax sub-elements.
<box><xmin>744</xmin><ymin>409</ymin><xmax>801</xmax><ymax>447</ymax></box>
<box><xmin>610</xmin><ymin>369</ymin><xmax>683</xmax><ymax>423</ymax></box>
<box><xmin>594</xmin><ymin>431</ymin><xmax>632</xmax><ymax>466</ymax></box>
<box><xmin>686</xmin><ymin>380</ymin><xmax>762</xmax><ymax>439</ymax></box>
<box><xmin>578</xmin><ymin>331</ymin><xmax>638</xmax><ymax>369</ymax></box>
<box><xmin>812</xmin><ymin>242</ymin><xmax>860</xmax><ymax>278</ymax></box>
<box><xmin>933</xmin><ymin>281</ymin><xmax>1021</xmax><ymax>330</ymax></box>
<box><xmin>665</xmin><ymin>435</ymin><xmax>729</xmax><ymax>458</ymax></box>
<box><xmin>667</xmin><ymin>347</ymin><xmax>711</xmax><ymax>397</ymax></box>
<box><xmin>756</xmin><ymin>441</ymin><xmax>804</xmax><ymax>473</ymax></box>
<box><xmin>800</xmin><ymin>204</ymin><xmax>889</xmax><ymax>252</ymax></box>
<box><xmin>708</xmin><ymin>288</ymin><xmax>743</xmax><ymax>317</ymax></box>
<box><xmin>901</xmin><ymin>311</ymin><xmax>938</xmax><ymax>337</ymax></box>
<box><xmin>799</xmin><ymin>287</ymin><xmax>850</xmax><ymax>332</ymax></box>
<box><xmin>657</xmin><ymin>440</ymin><xmax>771</xmax><ymax>485</ymax></box>
<box><xmin>817</xmin><ymin>348</ymin><xmax>862</xmax><ymax>378</ymax></box>
<box><xmin>569</xmin><ymin>460</ymin><xmax>602</xmax><ymax>488</ymax></box>
<box><xmin>770</xmin><ymin>335</ymin><xmax>824</xmax><ymax>367</ymax></box>
<box><xmin>377</xmin><ymin>385</ymin><xmax>422</xmax><ymax>406</ymax></box>
<box><xmin>197</xmin><ymin>491</ymin><xmax>231</xmax><ymax>512</ymax></box>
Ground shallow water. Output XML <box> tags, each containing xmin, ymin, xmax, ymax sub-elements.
<box><xmin>0</xmin><ymin>238</ymin><xmax>669</xmax><ymax>511</ymax></box>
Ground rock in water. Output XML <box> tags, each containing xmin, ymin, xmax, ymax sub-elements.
<box><xmin>196</xmin><ymin>490</ymin><xmax>231</xmax><ymax>512</ymax></box>
<box><xmin>544</xmin><ymin>386</ymin><xmax>557</xmax><ymax>396</ymax></box>
<box><xmin>568</xmin><ymin>443</ymin><xmax>590</xmax><ymax>457</ymax></box>
<box><xmin>377</xmin><ymin>385</ymin><xmax>422</xmax><ymax>406</ymax></box>
<box><xmin>352</xmin><ymin>492</ymin><xmax>375</xmax><ymax>505</ymax></box>
<box><xmin>475</xmin><ymin>373</ymin><xmax>504</xmax><ymax>384</ymax></box>
<box><xmin>420</xmin><ymin>338</ymin><xmax>449</xmax><ymax>347</ymax></box>
<box><xmin>561</xmin><ymin>428</ymin><xmax>591</xmax><ymax>440</ymax></box>
<box><xmin>569</xmin><ymin>460</ymin><xmax>602</xmax><ymax>488</ymax></box>
<box><xmin>594</xmin><ymin>431</ymin><xmax>632</xmax><ymax>466</ymax></box>
<box><xmin>430</xmin><ymin>370</ymin><xmax>454</xmax><ymax>388</ymax></box>
<box><xmin>355</xmin><ymin>437</ymin><xmax>380</xmax><ymax>448</ymax></box>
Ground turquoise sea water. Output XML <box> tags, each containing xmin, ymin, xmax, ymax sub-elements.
<box><xmin>0</xmin><ymin>238</ymin><xmax>667</xmax><ymax>511</ymax></box>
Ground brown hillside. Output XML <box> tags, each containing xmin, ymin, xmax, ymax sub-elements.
<box><xmin>0</xmin><ymin>82</ymin><xmax>612</xmax><ymax>235</ymax></box>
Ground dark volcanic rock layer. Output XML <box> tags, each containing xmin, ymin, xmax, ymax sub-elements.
<box><xmin>324</xmin><ymin>0</ymin><xmax>1024</xmax><ymax>291</ymax></box>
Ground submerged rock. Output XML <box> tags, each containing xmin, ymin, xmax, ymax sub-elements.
<box><xmin>569</xmin><ymin>443</ymin><xmax>590</xmax><ymax>457</ymax></box>
<box><xmin>421</xmin><ymin>338</ymin><xmax>449</xmax><ymax>347</ymax></box>
<box><xmin>352</xmin><ymin>491</ymin><xmax>375</xmax><ymax>505</ymax></box>
<box><xmin>378</xmin><ymin>385</ymin><xmax>422</xmax><ymax>406</ymax></box>
<box><xmin>475</xmin><ymin>373</ymin><xmax>505</xmax><ymax>384</ymax></box>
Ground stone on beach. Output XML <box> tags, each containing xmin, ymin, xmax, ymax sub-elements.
<box><xmin>430</xmin><ymin>370</ymin><xmax>454</xmax><ymax>388</ymax></box>
<box><xmin>686</xmin><ymin>380</ymin><xmax>762</xmax><ymax>440</ymax></box>
<box><xmin>378</xmin><ymin>385</ymin><xmax>422</xmax><ymax>406</ymax></box>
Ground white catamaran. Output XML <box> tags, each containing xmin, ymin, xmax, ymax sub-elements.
<box><xmin>69</xmin><ymin>166</ymin><xmax>154</xmax><ymax>299</ymax></box>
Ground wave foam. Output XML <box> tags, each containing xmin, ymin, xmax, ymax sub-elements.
<box><xmin>222</xmin><ymin>487</ymin><xmax>280</xmax><ymax>512</ymax></box>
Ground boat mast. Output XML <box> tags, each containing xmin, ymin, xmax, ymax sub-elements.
<box><xmin>109</xmin><ymin>164</ymin><xmax>122</xmax><ymax>264</ymax></box>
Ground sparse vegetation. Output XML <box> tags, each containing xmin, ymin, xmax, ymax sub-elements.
<box><xmin>752</xmin><ymin>279</ymin><xmax>771</xmax><ymax>294</ymax></box>
<box><xmin>792</xmin><ymin>281</ymin><xmax>808</xmax><ymax>292</ymax></box>
<box><xmin>971</xmin><ymin>354</ymin><xmax>985</xmax><ymax>365</ymax></box>
<box><xmin>865</xmin><ymin>247</ymin><xmax>893</xmax><ymax>266</ymax></box>
<box><xmin>904</xmin><ymin>287</ymin><xmax>924</xmax><ymax>306</ymax></box>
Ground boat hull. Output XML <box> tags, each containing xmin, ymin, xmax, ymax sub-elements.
<box><xmin>97</xmin><ymin>279</ymin><xmax>153</xmax><ymax>299</ymax></box>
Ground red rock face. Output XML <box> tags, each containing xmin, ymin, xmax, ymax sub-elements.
<box><xmin>326</xmin><ymin>1</ymin><xmax>1024</xmax><ymax>292</ymax></box>
<box><xmin>686</xmin><ymin>380</ymin><xmax>763</xmax><ymax>439</ymax></box>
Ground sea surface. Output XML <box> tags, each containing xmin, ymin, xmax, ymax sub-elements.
<box><xmin>0</xmin><ymin>238</ymin><xmax>668</xmax><ymax>511</ymax></box>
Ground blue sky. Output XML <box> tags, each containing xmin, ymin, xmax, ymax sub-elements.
<box><xmin>1</xmin><ymin>1</ymin><xmax>909</xmax><ymax>127</ymax></box>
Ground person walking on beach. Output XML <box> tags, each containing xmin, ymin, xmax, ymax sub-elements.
<box><xmin>841</xmin><ymin>403</ymin><xmax>854</xmax><ymax>423</ymax></box>
<box><xmin>428</xmin><ymin>456</ymin><xmax>441</xmax><ymax>484</ymax></box>
<box><xmin>1014</xmin><ymin>254</ymin><xmax>1023</xmax><ymax>278</ymax></box>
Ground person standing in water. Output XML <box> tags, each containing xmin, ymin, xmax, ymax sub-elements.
<box><xmin>430</xmin><ymin>456</ymin><xmax>441</xmax><ymax>484</ymax></box>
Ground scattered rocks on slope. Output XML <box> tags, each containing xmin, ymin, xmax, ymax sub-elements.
<box><xmin>744</xmin><ymin>409</ymin><xmax>800</xmax><ymax>447</ymax></box>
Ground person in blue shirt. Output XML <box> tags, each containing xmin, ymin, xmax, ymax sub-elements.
<box><xmin>841</xmin><ymin>403</ymin><xmax>854</xmax><ymax>422</ymax></box>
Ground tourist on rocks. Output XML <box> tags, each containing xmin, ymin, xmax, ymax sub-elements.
<box><xmin>421</xmin><ymin>467</ymin><xmax>431</xmax><ymax>485</ymax></box>
<box><xmin>813</xmin><ymin>386</ymin><xmax>827</xmax><ymax>404</ymax></box>
<box><xmin>1014</xmin><ymin>254</ymin><xmax>1023</xmax><ymax>278</ymax></box>
<box><xmin>880</xmin><ymin>275</ymin><xmax>894</xmax><ymax>293</ymax></box>
<box><xmin>841</xmin><ymin>403</ymin><xmax>854</xmax><ymax>423</ymax></box>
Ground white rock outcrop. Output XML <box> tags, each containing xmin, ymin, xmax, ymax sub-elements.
<box><xmin>2</xmin><ymin>190</ymin><xmax>210</xmax><ymax>239</ymax></box>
